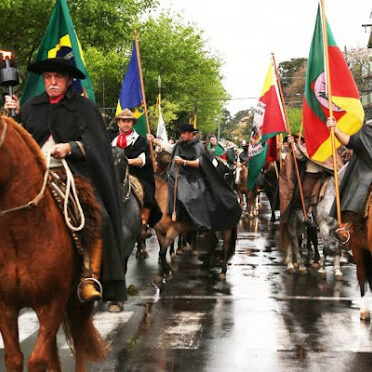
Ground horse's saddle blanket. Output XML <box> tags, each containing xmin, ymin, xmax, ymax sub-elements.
<box><xmin>129</xmin><ymin>175</ymin><xmax>144</xmax><ymax>207</ymax></box>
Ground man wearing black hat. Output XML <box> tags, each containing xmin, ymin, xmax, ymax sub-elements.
<box><xmin>167</xmin><ymin>124</ymin><xmax>241</xmax><ymax>231</ymax></box>
<box><xmin>4</xmin><ymin>57</ymin><xmax>126</xmax><ymax>304</ymax></box>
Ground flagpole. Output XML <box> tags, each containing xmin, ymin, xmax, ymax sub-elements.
<box><xmin>272</xmin><ymin>52</ymin><xmax>308</xmax><ymax>220</ymax></box>
<box><xmin>134</xmin><ymin>30</ymin><xmax>156</xmax><ymax>171</ymax></box>
<box><xmin>157</xmin><ymin>75</ymin><xmax>161</xmax><ymax>116</ymax></box>
<box><xmin>298</xmin><ymin>122</ymin><xmax>303</xmax><ymax>144</ymax></box>
<box><xmin>320</xmin><ymin>0</ymin><xmax>342</xmax><ymax>226</ymax></box>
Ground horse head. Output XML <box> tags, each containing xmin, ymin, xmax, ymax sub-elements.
<box><xmin>111</xmin><ymin>146</ymin><xmax>129</xmax><ymax>184</ymax></box>
<box><xmin>156</xmin><ymin>150</ymin><xmax>171</xmax><ymax>174</ymax></box>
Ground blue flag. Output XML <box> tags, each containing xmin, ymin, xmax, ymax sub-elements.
<box><xmin>116</xmin><ymin>41</ymin><xmax>146</xmax><ymax>135</ymax></box>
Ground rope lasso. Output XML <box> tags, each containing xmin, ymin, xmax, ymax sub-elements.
<box><xmin>60</xmin><ymin>157</ymin><xmax>85</xmax><ymax>232</ymax></box>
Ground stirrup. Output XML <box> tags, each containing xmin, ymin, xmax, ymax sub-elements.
<box><xmin>77</xmin><ymin>277</ymin><xmax>103</xmax><ymax>303</ymax></box>
<box><xmin>334</xmin><ymin>226</ymin><xmax>351</xmax><ymax>245</ymax></box>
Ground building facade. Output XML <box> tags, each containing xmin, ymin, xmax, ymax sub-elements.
<box><xmin>361</xmin><ymin>24</ymin><xmax>372</xmax><ymax>119</ymax></box>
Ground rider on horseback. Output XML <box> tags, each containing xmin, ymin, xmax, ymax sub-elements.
<box><xmin>167</xmin><ymin>124</ymin><xmax>241</xmax><ymax>231</ymax></box>
<box><xmin>327</xmin><ymin>115</ymin><xmax>372</xmax><ymax>241</ymax></box>
<box><xmin>4</xmin><ymin>57</ymin><xmax>126</xmax><ymax>303</ymax></box>
<box><xmin>112</xmin><ymin>109</ymin><xmax>162</xmax><ymax>238</ymax></box>
<box><xmin>287</xmin><ymin>135</ymin><xmax>330</xmax><ymax>223</ymax></box>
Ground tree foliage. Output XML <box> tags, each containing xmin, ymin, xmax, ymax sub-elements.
<box><xmin>137</xmin><ymin>13</ymin><xmax>227</xmax><ymax>133</ymax></box>
<box><xmin>0</xmin><ymin>0</ymin><xmax>157</xmax><ymax>81</ymax></box>
<box><xmin>278</xmin><ymin>57</ymin><xmax>306</xmax><ymax>91</ymax></box>
<box><xmin>0</xmin><ymin>2</ymin><xmax>227</xmax><ymax>134</ymax></box>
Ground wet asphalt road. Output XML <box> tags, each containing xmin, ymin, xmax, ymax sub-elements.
<box><xmin>2</xmin><ymin>198</ymin><xmax>372</xmax><ymax>371</ymax></box>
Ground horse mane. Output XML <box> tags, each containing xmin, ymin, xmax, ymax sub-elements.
<box><xmin>1</xmin><ymin>116</ymin><xmax>46</xmax><ymax>171</ymax></box>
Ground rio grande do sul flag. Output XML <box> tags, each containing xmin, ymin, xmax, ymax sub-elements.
<box><xmin>21</xmin><ymin>0</ymin><xmax>95</xmax><ymax>104</ymax></box>
<box><xmin>247</xmin><ymin>62</ymin><xmax>286</xmax><ymax>190</ymax></box>
<box><xmin>302</xmin><ymin>5</ymin><xmax>364</xmax><ymax>162</ymax></box>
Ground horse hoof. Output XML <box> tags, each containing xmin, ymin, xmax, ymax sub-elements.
<box><xmin>191</xmin><ymin>250</ymin><xmax>198</xmax><ymax>256</ymax></box>
<box><xmin>176</xmin><ymin>249</ymin><xmax>184</xmax><ymax>255</ymax></box>
<box><xmin>311</xmin><ymin>262</ymin><xmax>320</xmax><ymax>270</ymax></box>
<box><xmin>299</xmin><ymin>267</ymin><xmax>307</xmax><ymax>275</ymax></box>
<box><xmin>287</xmin><ymin>263</ymin><xmax>295</xmax><ymax>273</ymax></box>
<box><xmin>171</xmin><ymin>254</ymin><xmax>178</xmax><ymax>262</ymax></box>
<box><xmin>360</xmin><ymin>310</ymin><xmax>371</xmax><ymax>321</ymax></box>
<box><xmin>218</xmin><ymin>272</ymin><xmax>226</xmax><ymax>281</ymax></box>
<box><xmin>334</xmin><ymin>269</ymin><xmax>343</xmax><ymax>281</ymax></box>
<box><xmin>293</xmin><ymin>262</ymin><xmax>299</xmax><ymax>269</ymax></box>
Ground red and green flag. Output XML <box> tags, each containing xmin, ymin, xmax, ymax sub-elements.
<box><xmin>116</xmin><ymin>41</ymin><xmax>147</xmax><ymax>136</ymax></box>
<box><xmin>302</xmin><ymin>5</ymin><xmax>364</xmax><ymax>162</ymax></box>
<box><xmin>21</xmin><ymin>0</ymin><xmax>95</xmax><ymax>104</ymax></box>
<box><xmin>247</xmin><ymin>62</ymin><xmax>286</xmax><ymax>190</ymax></box>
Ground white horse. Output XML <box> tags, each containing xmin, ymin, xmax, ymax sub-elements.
<box><xmin>285</xmin><ymin>163</ymin><xmax>348</xmax><ymax>279</ymax></box>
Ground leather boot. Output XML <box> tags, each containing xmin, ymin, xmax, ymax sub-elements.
<box><xmin>140</xmin><ymin>208</ymin><xmax>152</xmax><ymax>239</ymax></box>
<box><xmin>78</xmin><ymin>238</ymin><xmax>103</xmax><ymax>302</ymax></box>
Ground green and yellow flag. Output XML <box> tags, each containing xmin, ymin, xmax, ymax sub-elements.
<box><xmin>21</xmin><ymin>0</ymin><xmax>94</xmax><ymax>103</ymax></box>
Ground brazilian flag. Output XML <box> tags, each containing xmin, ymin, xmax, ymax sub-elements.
<box><xmin>116</xmin><ymin>41</ymin><xmax>147</xmax><ymax>136</ymax></box>
<box><xmin>21</xmin><ymin>0</ymin><xmax>95</xmax><ymax>104</ymax></box>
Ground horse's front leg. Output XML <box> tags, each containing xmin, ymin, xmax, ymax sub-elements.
<box><xmin>156</xmin><ymin>229</ymin><xmax>177</xmax><ymax>278</ymax></box>
<box><xmin>29</xmin><ymin>298</ymin><xmax>66</xmax><ymax>372</ymax></box>
<box><xmin>220</xmin><ymin>229</ymin><xmax>233</xmax><ymax>280</ymax></box>
<box><xmin>0</xmin><ymin>304</ymin><xmax>23</xmax><ymax>372</ymax></box>
<box><xmin>136</xmin><ymin>237</ymin><xmax>149</xmax><ymax>260</ymax></box>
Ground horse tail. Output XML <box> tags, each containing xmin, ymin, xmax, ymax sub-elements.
<box><xmin>63</xmin><ymin>293</ymin><xmax>107</xmax><ymax>368</ymax></box>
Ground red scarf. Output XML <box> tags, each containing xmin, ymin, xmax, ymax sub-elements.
<box><xmin>116</xmin><ymin>130</ymin><xmax>132</xmax><ymax>149</ymax></box>
<box><xmin>49</xmin><ymin>93</ymin><xmax>65</xmax><ymax>104</ymax></box>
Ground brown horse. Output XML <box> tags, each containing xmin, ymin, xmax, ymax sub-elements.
<box><xmin>0</xmin><ymin>117</ymin><xmax>105</xmax><ymax>371</ymax></box>
<box><xmin>153</xmin><ymin>169</ymin><xmax>236</xmax><ymax>280</ymax></box>
<box><xmin>236</xmin><ymin>165</ymin><xmax>260</xmax><ymax>218</ymax></box>
<box><xmin>344</xmin><ymin>200</ymin><xmax>372</xmax><ymax>320</ymax></box>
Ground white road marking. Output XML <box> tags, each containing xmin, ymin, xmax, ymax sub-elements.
<box><xmin>0</xmin><ymin>310</ymin><xmax>133</xmax><ymax>350</ymax></box>
<box><xmin>155</xmin><ymin>312</ymin><xmax>204</xmax><ymax>350</ymax></box>
<box><xmin>136</xmin><ymin>295</ymin><xmax>359</xmax><ymax>302</ymax></box>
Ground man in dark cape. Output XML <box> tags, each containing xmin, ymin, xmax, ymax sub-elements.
<box><xmin>328</xmin><ymin>116</ymin><xmax>372</xmax><ymax>237</ymax></box>
<box><xmin>167</xmin><ymin>124</ymin><xmax>241</xmax><ymax>231</ymax></box>
<box><xmin>4</xmin><ymin>57</ymin><xmax>126</xmax><ymax>302</ymax></box>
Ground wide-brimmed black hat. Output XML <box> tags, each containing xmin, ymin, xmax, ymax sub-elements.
<box><xmin>27</xmin><ymin>57</ymin><xmax>85</xmax><ymax>79</ymax></box>
<box><xmin>179</xmin><ymin>124</ymin><xmax>198</xmax><ymax>133</ymax></box>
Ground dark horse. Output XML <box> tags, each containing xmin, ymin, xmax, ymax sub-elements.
<box><xmin>0</xmin><ymin>117</ymin><xmax>105</xmax><ymax>371</ymax></box>
<box><xmin>111</xmin><ymin>147</ymin><xmax>142</xmax><ymax>266</ymax></box>
<box><xmin>153</xmin><ymin>156</ymin><xmax>237</xmax><ymax>280</ymax></box>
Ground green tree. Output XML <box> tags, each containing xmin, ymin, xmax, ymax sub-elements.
<box><xmin>136</xmin><ymin>13</ymin><xmax>228</xmax><ymax>133</ymax></box>
<box><xmin>278</xmin><ymin>57</ymin><xmax>306</xmax><ymax>91</ymax></box>
<box><xmin>287</xmin><ymin>107</ymin><xmax>302</xmax><ymax>135</ymax></box>
<box><xmin>0</xmin><ymin>0</ymin><xmax>157</xmax><ymax>82</ymax></box>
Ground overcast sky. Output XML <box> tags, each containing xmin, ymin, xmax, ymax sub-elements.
<box><xmin>157</xmin><ymin>0</ymin><xmax>371</xmax><ymax>115</ymax></box>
